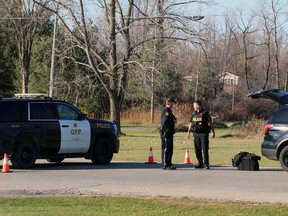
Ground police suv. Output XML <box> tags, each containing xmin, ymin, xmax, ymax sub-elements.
<box><xmin>249</xmin><ymin>89</ymin><xmax>288</xmax><ymax>171</ymax></box>
<box><xmin>0</xmin><ymin>94</ymin><xmax>119</xmax><ymax>169</ymax></box>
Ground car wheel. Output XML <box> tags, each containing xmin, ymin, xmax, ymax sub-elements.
<box><xmin>46</xmin><ymin>158</ymin><xmax>65</xmax><ymax>163</ymax></box>
<box><xmin>279</xmin><ymin>146</ymin><xmax>288</xmax><ymax>171</ymax></box>
<box><xmin>91</xmin><ymin>138</ymin><xmax>113</xmax><ymax>165</ymax></box>
<box><xmin>11</xmin><ymin>142</ymin><xmax>37</xmax><ymax>169</ymax></box>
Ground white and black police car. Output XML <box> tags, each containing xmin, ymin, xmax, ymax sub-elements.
<box><xmin>0</xmin><ymin>94</ymin><xmax>119</xmax><ymax>169</ymax></box>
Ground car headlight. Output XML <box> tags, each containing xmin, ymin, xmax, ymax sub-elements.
<box><xmin>113</xmin><ymin>121</ymin><xmax>117</xmax><ymax>133</ymax></box>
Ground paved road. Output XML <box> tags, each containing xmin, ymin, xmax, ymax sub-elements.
<box><xmin>1</xmin><ymin>159</ymin><xmax>287</xmax><ymax>203</ymax></box>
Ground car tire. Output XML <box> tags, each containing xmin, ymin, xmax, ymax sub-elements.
<box><xmin>11</xmin><ymin>141</ymin><xmax>37</xmax><ymax>169</ymax></box>
<box><xmin>279</xmin><ymin>146</ymin><xmax>288</xmax><ymax>171</ymax></box>
<box><xmin>91</xmin><ymin>138</ymin><xmax>113</xmax><ymax>165</ymax></box>
<box><xmin>46</xmin><ymin>158</ymin><xmax>65</xmax><ymax>163</ymax></box>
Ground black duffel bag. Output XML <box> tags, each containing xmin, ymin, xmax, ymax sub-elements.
<box><xmin>232</xmin><ymin>152</ymin><xmax>261</xmax><ymax>171</ymax></box>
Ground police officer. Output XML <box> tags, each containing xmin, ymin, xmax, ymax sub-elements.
<box><xmin>187</xmin><ymin>100</ymin><xmax>215</xmax><ymax>169</ymax></box>
<box><xmin>160</xmin><ymin>98</ymin><xmax>177</xmax><ymax>170</ymax></box>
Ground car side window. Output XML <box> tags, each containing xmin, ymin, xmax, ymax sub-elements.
<box><xmin>0</xmin><ymin>102</ymin><xmax>22</xmax><ymax>122</ymax></box>
<box><xmin>30</xmin><ymin>103</ymin><xmax>58</xmax><ymax>120</ymax></box>
<box><xmin>270</xmin><ymin>107</ymin><xmax>288</xmax><ymax>124</ymax></box>
<box><xmin>56</xmin><ymin>104</ymin><xmax>81</xmax><ymax>120</ymax></box>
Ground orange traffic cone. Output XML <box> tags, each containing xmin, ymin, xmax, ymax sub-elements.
<box><xmin>145</xmin><ymin>147</ymin><xmax>157</xmax><ymax>164</ymax></box>
<box><xmin>184</xmin><ymin>148</ymin><xmax>191</xmax><ymax>164</ymax></box>
<box><xmin>2</xmin><ymin>153</ymin><xmax>11</xmax><ymax>173</ymax></box>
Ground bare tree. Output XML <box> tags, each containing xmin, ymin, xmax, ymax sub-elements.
<box><xmin>256</xmin><ymin>0</ymin><xmax>287</xmax><ymax>89</ymax></box>
<box><xmin>258</xmin><ymin>3</ymin><xmax>273</xmax><ymax>89</ymax></box>
<box><xmin>132</xmin><ymin>0</ymin><xmax>209</xmax><ymax>122</ymax></box>
<box><xmin>2</xmin><ymin>0</ymin><xmax>50</xmax><ymax>93</ymax></box>
<box><xmin>270</xmin><ymin>0</ymin><xmax>287</xmax><ymax>89</ymax></box>
<box><xmin>34</xmin><ymin>0</ymin><xmax>136</xmax><ymax>133</ymax></box>
<box><xmin>229</xmin><ymin>11</ymin><xmax>257</xmax><ymax>92</ymax></box>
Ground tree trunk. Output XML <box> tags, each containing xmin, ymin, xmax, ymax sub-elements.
<box><xmin>49</xmin><ymin>3</ymin><xmax>59</xmax><ymax>98</ymax></box>
<box><xmin>21</xmin><ymin>68</ymin><xmax>29</xmax><ymax>93</ymax></box>
<box><xmin>272</xmin><ymin>0</ymin><xmax>280</xmax><ymax>89</ymax></box>
<box><xmin>108</xmin><ymin>0</ymin><xmax>121</xmax><ymax>134</ymax></box>
<box><xmin>262</xmin><ymin>31</ymin><xmax>271</xmax><ymax>90</ymax></box>
<box><xmin>149</xmin><ymin>0</ymin><xmax>165</xmax><ymax>123</ymax></box>
<box><xmin>195</xmin><ymin>51</ymin><xmax>201</xmax><ymax>101</ymax></box>
<box><xmin>109</xmin><ymin>91</ymin><xmax>121</xmax><ymax>134</ymax></box>
<box><xmin>243</xmin><ymin>34</ymin><xmax>251</xmax><ymax>92</ymax></box>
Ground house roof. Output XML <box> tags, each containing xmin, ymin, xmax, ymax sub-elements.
<box><xmin>217</xmin><ymin>72</ymin><xmax>239</xmax><ymax>78</ymax></box>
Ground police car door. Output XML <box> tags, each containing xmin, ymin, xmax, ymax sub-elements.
<box><xmin>56</xmin><ymin>103</ymin><xmax>91</xmax><ymax>154</ymax></box>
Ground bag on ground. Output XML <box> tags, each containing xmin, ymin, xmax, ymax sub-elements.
<box><xmin>232</xmin><ymin>152</ymin><xmax>261</xmax><ymax>171</ymax></box>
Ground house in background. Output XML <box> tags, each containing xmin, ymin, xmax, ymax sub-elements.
<box><xmin>218</xmin><ymin>72</ymin><xmax>240</xmax><ymax>86</ymax></box>
<box><xmin>183</xmin><ymin>72</ymin><xmax>240</xmax><ymax>86</ymax></box>
<box><xmin>183</xmin><ymin>75</ymin><xmax>193</xmax><ymax>82</ymax></box>
<box><xmin>183</xmin><ymin>72</ymin><xmax>245</xmax><ymax>92</ymax></box>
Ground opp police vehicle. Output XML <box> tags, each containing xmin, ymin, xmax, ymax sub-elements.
<box><xmin>248</xmin><ymin>89</ymin><xmax>288</xmax><ymax>171</ymax></box>
<box><xmin>0</xmin><ymin>94</ymin><xmax>119</xmax><ymax>169</ymax></box>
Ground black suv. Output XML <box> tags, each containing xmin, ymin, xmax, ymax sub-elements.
<box><xmin>249</xmin><ymin>89</ymin><xmax>288</xmax><ymax>171</ymax></box>
<box><xmin>0</xmin><ymin>94</ymin><xmax>119</xmax><ymax>169</ymax></box>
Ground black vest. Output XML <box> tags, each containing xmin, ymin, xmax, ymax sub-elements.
<box><xmin>190</xmin><ymin>109</ymin><xmax>211</xmax><ymax>133</ymax></box>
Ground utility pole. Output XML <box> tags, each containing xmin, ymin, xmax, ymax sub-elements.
<box><xmin>49</xmin><ymin>3</ymin><xmax>59</xmax><ymax>98</ymax></box>
<box><xmin>193</xmin><ymin>15</ymin><xmax>204</xmax><ymax>101</ymax></box>
<box><xmin>150</xmin><ymin>31</ymin><xmax>156</xmax><ymax>124</ymax></box>
<box><xmin>149</xmin><ymin>0</ymin><xmax>163</xmax><ymax>124</ymax></box>
<box><xmin>195</xmin><ymin>50</ymin><xmax>201</xmax><ymax>101</ymax></box>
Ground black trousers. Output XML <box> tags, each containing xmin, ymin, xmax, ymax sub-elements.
<box><xmin>161</xmin><ymin>135</ymin><xmax>174</xmax><ymax>167</ymax></box>
<box><xmin>193</xmin><ymin>132</ymin><xmax>209</xmax><ymax>166</ymax></box>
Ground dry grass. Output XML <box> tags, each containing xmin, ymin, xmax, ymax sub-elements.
<box><xmin>242</xmin><ymin>118</ymin><xmax>266</xmax><ymax>136</ymax></box>
<box><xmin>231</xmin><ymin>117</ymin><xmax>266</xmax><ymax>137</ymax></box>
<box><xmin>121</xmin><ymin>104</ymin><xmax>192</xmax><ymax>125</ymax></box>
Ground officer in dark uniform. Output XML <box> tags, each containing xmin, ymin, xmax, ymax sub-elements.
<box><xmin>187</xmin><ymin>100</ymin><xmax>215</xmax><ymax>169</ymax></box>
<box><xmin>160</xmin><ymin>98</ymin><xmax>177</xmax><ymax>170</ymax></box>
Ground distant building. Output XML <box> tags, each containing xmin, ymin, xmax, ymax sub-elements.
<box><xmin>183</xmin><ymin>72</ymin><xmax>240</xmax><ymax>86</ymax></box>
<box><xmin>218</xmin><ymin>72</ymin><xmax>240</xmax><ymax>86</ymax></box>
<box><xmin>183</xmin><ymin>75</ymin><xmax>193</xmax><ymax>82</ymax></box>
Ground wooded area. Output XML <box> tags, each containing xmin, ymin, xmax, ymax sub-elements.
<box><xmin>0</xmin><ymin>0</ymin><xmax>287</xmax><ymax>130</ymax></box>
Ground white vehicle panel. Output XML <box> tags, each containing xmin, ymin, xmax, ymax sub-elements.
<box><xmin>58</xmin><ymin>120</ymin><xmax>91</xmax><ymax>154</ymax></box>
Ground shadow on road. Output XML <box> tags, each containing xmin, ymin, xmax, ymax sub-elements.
<box><xmin>11</xmin><ymin>161</ymin><xmax>283</xmax><ymax>172</ymax></box>
<box><xmin>26</xmin><ymin>161</ymin><xmax>196</xmax><ymax>171</ymax></box>
<box><xmin>31</xmin><ymin>161</ymin><xmax>170</xmax><ymax>170</ymax></box>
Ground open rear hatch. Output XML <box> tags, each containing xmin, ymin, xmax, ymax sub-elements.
<box><xmin>248</xmin><ymin>89</ymin><xmax>288</xmax><ymax>106</ymax></box>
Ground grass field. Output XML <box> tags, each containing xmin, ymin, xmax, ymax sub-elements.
<box><xmin>113</xmin><ymin>128</ymin><xmax>280</xmax><ymax>168</ymax></box>
<box><xmin>1</xmin><ymin>196</ymin><xmax>288</xmax><ymax>216</ymax></box>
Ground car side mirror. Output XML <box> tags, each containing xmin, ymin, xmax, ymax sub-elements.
<box><xmin>81</xmin><ymin>113</ymin><xmax>87</xmax><ymax>120</ymax></box>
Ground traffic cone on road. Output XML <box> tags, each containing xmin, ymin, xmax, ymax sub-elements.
<box><xmin>2</xmin><ymin>153</ymin><xmax>11</xmax><ymax>173</ymax></box>
<box><xmin>184</xmin><ymin>148</ymin><xmax>191</xmax><ymax>164</ymax></box>
<box><xmin>145</xmin><ymin>147</ymin><xmax>157</xmax><ymax>164</ymax></box>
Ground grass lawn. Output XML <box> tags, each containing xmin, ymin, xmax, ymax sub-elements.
<box><xmin>114</xmin><ymin>128</ymin><xmax>280</xmax><ymax>168</ymax></box>
<box><xmin>1</xmin><ymin>196</ymin><xmax>288</xmax><ymax>216</ymax></box>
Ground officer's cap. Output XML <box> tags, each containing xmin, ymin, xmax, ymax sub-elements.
<box><xmin>166</xmin><ymin>97</ymin><xmax>176</xmax><ymax>103</ymax></box>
